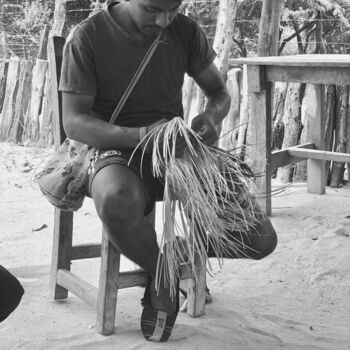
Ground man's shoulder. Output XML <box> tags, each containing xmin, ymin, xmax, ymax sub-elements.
<box><xmin>173</xmin><ymin>13</ymin><xmax>196</xmax><ymax>29</ymax></box>
<box><xmin>66</xmin><ymin>9</ymin><xmax>106</xmax><ymax>44</ymax></box>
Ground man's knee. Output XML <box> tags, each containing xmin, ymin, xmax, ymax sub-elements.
<box><xmin>0</xmin><ymin>266</ymin><xmax>24</xmax><ymax>322</ymax></box>
<box><xmin>95</xmin><ymin>187</ymin><xmax>146</xmax><ymax>230</ymax></box>
<box><xmin>250</xmin><ymin>218</ymin><xmax>277</xmax><ymax>260</ymax></box>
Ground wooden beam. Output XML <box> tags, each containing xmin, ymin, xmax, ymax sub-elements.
<box><xmin>287</xmin><ymin>148</ymin><xmax>350</xmax><ymax>163</ymax></box>
<box><xmin>56</xmin><ymin>269</ymin><xmax>98</xmax><ymax>309</ymax></box>
<box><xmin>118</xmin><ymin>269</ymin><xmax>148</xmax><ymax>289</ymax></box>
<box><xmin>71</xmin><ymin>244</ymin><xmax>101</xmax><ymax>260</ymax></box>
<box><xmin>270</xmin><ymin>142</ymin><xmax>315</xmax><ymax>168</ymax></box>
<box><xmin>266</xmin><ymin>66</ymin><xmax>350</xmax><ymax>85</ymax></box>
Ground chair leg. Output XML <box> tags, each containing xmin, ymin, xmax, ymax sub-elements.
<box><xmin>50</xmin><ymin>209</ymin><xmax>73</xmax><ymax>300</ymax></box>
<box><xmin>96</xmin><ymin>228</ymin><xmax>121</xmax><ymax>335</ymax></box>
<box><xmin>186</xmin><ymin>254</ymin><xmax>206</xmax><ymax>318</ymax></box>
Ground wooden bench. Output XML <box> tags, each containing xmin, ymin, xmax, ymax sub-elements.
<box><xmin>230</xmin><ymin>54</ymin><xmax>350</xmax><ymax>215</ymax></box>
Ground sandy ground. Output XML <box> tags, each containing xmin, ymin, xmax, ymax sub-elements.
<box><xmin>0</xmin><ymin>141</ymin><xmax>349</xmax><ymax>350</ymax></box>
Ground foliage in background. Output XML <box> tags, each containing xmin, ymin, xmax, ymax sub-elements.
<box><xmin>1</xmin><ymin>0</ymin><xmax>54</xmax><ymax>58</ymax></box>
<box><xmin>1</xmin><ymin>0</ymin><xmax>350</xmax><ymax>58</ymax></box>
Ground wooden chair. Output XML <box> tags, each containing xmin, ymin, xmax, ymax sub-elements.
<box><xmin>47</xmin><ymin>36</ymin><xmax>206</xmax><ymax>336</ymax></box>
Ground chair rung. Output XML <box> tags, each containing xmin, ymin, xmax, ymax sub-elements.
<box><xmin>56</xmin><ymin>269</ymin><xmax>98</xmax><ymax>309</ymax></box>
<box><xmin>71</xmin><ymin>244</ymin><xmax>102</xmax><ymax>260</ymax></box>
<box><xmin>118</xmin><ymin>269</ymin><xmax>148</xmax><ymax>289</ymax></box>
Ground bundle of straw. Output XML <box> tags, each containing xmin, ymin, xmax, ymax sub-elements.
<box><xmin>133</xmin><ymin>117</ymin><xmax>262</xmax><ymax>297</ymax></box>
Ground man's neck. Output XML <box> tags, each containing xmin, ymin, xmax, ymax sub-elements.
<box><xmin>110</xmin><ymin>2</ymin><xmax>150</xmax><ymax>42</ymax></box>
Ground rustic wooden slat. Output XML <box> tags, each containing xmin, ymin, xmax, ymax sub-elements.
<box><xmin>118</xmin><ymin>269</ymin><xmax>148</xmax><ymax>289</ymax></box>
<box><xmin>38</xmin><ymin>70</ymin><xmax>53</xmax><ymax>147</ymax></box>
<box><xmin>229</xmin><ymin>54</ymin><xmax>350</xmax><ymax>67</ymax></box>
<box><xmin>9</xmin><ymin>60</ymin><xmax>34</xmax><ymax>142</ymax></box>
<box><xmin>27</xmin><ymin>59</ymin><xmax>48</xmax><ymax>141</ymax></box>
<box><xmin>270</xmin><ymin>142</ymin><xmax>315</xmax><ymax>168</ymax></box>
<box><xmin>56</xmin><ymin>269</ymin><xmax>98</xmax><ymax>309</ymax></box>
<box><xmin>0</xmin><ymin>58</ymin><xmax>20</xmax><ymax>140</ymax></box>
<box><xmin>287</xmin><ymin>148</ymin><xmax>350</xmax><ymax>163</ymax></box>
<box><xmin>47</xmin><ymin>36</ymin><xmax>66</xmax><ymax>148</ymax></box>
<box><xmin>71</xmin><ymin>244</ymin><xmax>102</xmax><ymax>260</ymax></box>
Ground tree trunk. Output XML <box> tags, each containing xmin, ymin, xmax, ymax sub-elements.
<box><xmin>294</xmin><ymin>84</ymin><xmax>317</xmax><ymax>182</ymax></box>
<box><xmin>37</xmin><ymin>25</ymin><xmax>50</xmax><ymax>60</ymax></box>
<box><xmin>246</xmin><ymin>0</ymin><xmax>283</xmax><ymax>213</ymax></box>
<box><xmin>276</xmin><ymin>83</ymin><xmax>304</xmax><ymax>183</ymax></box>
<box><xmin>50</xmin><ymin>0</ymin><xmax>91</xmax><ymax>38</ymax></box>
<box><xmin>183</xmin><ymin>74</ymin><xmax>195</xmax><ymax>125</ymax></box>
<box><xmin>324</xmin><ymin>85</ymin><xmax>336</xmax><ymax>184</ymax></box>
<box><xmin>218</xmin><ymin>68</ymin><xmax>242</xmax><ymax>151</ymax></box>
<box><xmin>271</xmin><ymin>82</ymin><xmax>288</xmax><ymax>169</ymax></box>
<box><xmin>0</xmin><ymin>59</ymin><xmax>9</xmax><ymax>113</ymax></box>
<box><xmin>189</xmin><ymin>0</ymin><xmax>237</xmax><ymax>126</ymax></box>
<box><xmin>329</xmin><ymin>85</ymin><xmax>349</xmax><ymax>187</ymax></box>
<box><xmin>236</xmin><ymin>65</ymin><xmax>249</xmax><ymax>158</ymax></box>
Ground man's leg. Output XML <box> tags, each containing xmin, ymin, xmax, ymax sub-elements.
<box><xmin>91</xmin><ymin>163</ymin><xmax>176</xmax><ymax>313</ymax></box>
<box><xmin>207</xmin><ymin>202</ymin><xmax>277</xmax><ymax>260</ymax></box>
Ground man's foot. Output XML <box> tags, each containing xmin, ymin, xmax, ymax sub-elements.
<box><xmin>140</xmin><ymin>276</ymin><xmax>179</xmax><ymax>342</ymax></box>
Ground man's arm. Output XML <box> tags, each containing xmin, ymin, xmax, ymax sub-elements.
<box><xmin>191</xmin><ymin>62</ymin><xmax>231</xmax><ymax>145</ymax></box>
<box><xmin>62</xmin><ymin>92</ymin><xmax>140</xmax><ymax>149</ymax></box>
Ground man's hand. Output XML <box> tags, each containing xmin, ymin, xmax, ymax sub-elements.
<box><xmin>141</xmin><ymin>119</ymin><xmax>187</xmax><ymax>158</ymax></box>
<box><xmin>191</xmin><ymin>113</ymin><xmax>218</xmax><ymax>146</ymax></box>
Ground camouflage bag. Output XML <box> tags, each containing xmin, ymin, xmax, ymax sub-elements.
<box><xmin>34</xmin><ymin>139</ymin><xmax>95</xmax><ymax>211</ymax></box>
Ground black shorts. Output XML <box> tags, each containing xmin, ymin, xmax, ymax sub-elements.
<box><xmin>88</xmin><ymin>148</ymin><xmax>164</xmax><ymax>215</ymax></box>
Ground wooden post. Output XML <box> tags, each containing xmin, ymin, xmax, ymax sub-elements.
<box><xmin>39</xmin><ymin>70</ymin><xmax>54</xmax><ymax>147</ymax></box>
<box><xmin>247</xmin><ymin>0</ymin><xmax>283</xmax><ymax>215</ymax></box>
<box><xmin>307</xmin><ymin>84</ymin><xmax>326</xmax><ymax>193</ymax></box>
<box><xmin>50</xmin><ymin>209</ymin><xmax>74</xmax><ymax>299</ymax></box>
<box><xmin>185</xmin><ymin>252</ymin><xmax>206</xmax><ymax>318</ymax></box>
<box><xmin>47</xmin><ymin>35</ymin><xmax>74</xmax><ymax>300</ymax></box>
<box><xmin>96</xmin><ymin>229</ymin><xmax>120</xmax><ymax>335</ymax></box>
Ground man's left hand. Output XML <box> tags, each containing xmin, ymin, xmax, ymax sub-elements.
<box><xmin>191</xmin><ymin>113</ymin><xmax>218</xmax><ymax>146</ymax></box>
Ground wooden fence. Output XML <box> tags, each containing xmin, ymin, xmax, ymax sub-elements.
<box><xmin>0</xmin><ymin>58</ymin><xmax>53</xmax><ymax>146</ymax></box>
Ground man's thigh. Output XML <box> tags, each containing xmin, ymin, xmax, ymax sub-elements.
<box><xmin>88</xmin><ymin>149</ymin><xmax>164</xmax><ymax>215</ymax></box>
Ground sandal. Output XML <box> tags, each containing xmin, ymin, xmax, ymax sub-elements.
<box><xmin>140</xmin><ymin>276</ymin><xmax>179</xmax><ymax>342</ymax></box>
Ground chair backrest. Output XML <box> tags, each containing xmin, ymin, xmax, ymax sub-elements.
<box><xmin>47</xmin><ymin>36</ymin><xmax>66</xmax><ymax>149</ymax></box>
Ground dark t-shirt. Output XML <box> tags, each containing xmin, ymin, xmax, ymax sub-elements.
<box><xmin>59</xmin><ymin>2</ymin><xmax>216</xmax><ymax>127</ymax></box>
